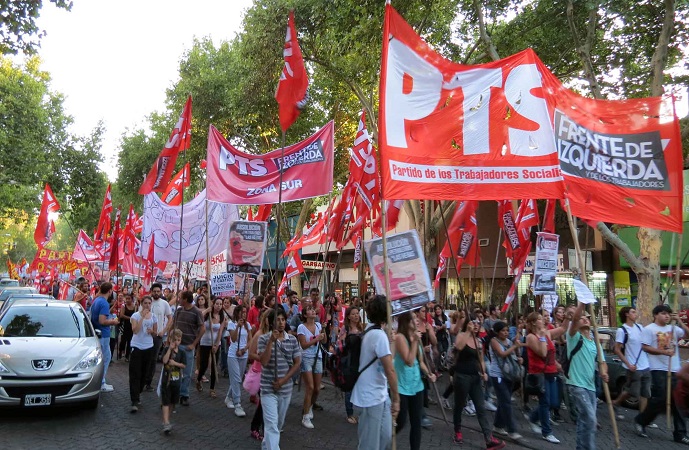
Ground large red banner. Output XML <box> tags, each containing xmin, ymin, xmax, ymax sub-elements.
<box><xmin>29</xmin><ymin>248</ymin><xmax>92</xmax><ymax>280</ymax></box>
<box><xmin>206</xmin><ymin>121</ymin><xmax>334</xmax><ymax>204</ymax></box>
<box><xmin>379</xmin><ymin>5</ymin><xmax>683</xmax><ymax>232</ymax></box>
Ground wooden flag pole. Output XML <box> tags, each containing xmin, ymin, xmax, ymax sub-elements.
<box><xmin>204</xmin><ymin>193</ymin><xmax>217</xmax><ymax>382</ymax></box>
<box><xmin>379</xmin><ymin>199</ymin><xmax>396</xmax><ymax>450</ymax></box>
<box><xmin>272</xmin><ymin>131</ymin><xmax>287</xmax><ymax>380</ymax></box>
<box><xmin>564</xmin><ymin>201</ymin><xmax>620</xmax><ymax>448</ymax></box>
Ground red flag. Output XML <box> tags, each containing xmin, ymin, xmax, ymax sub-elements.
<box><xmin>161</xmin><ymin>163</ymin><xmax>191</xmax><ymax>206</ymax></box>
<box><xmin>255</xmin><ymin>205</ymin><xmax>272</xmax><ymax>222</ymax></box>
<box><xmin>73</xmin><ymin>229</ymin><xmax>103</xmax><ymax>262</ymax></box>
<box><xmin>143</xmin><ymin>235</ymin><xmax>157</xmax><ymax>288</ymax></box>
<box><xmin>497</xmin><ymin>200</ymin><xmax>521</xmax><ymax>261</ymax></box>
<box><xmin>433</xmin><ymin>254</ymin><xmax>447</xmax><ymax>288</ymax></box>
<box><xmin>284</xmin><ymin>253</ymin><xmax>305</xmax><ymax>279</ymax></box>
<box><xmin>34</xmin><ymin>184</ymin><xmax>60</xmax><ymax>248</ymax></box>
<box><xmin>371</xmin><ymin>200</ymin><xmax>405</xmax><ymax>237</ymax></box>
<box><xmin>247</xmin><ymin>207</ymin><xmax>254</xmax><ymax>221</ymax></box>
<box><xmin>275</xmin><ymin>11</ymin><xmax>309</xmax><ymax>133</ymax></box>
<box><xmin>94</xmin><ymin>184</ymin><xmax>112</xmax><ymax>244</ymax></box>
<box><xmin>108</xmin><ymin>208</ymin><xmax>122</xmax><ymax>271</ymax></box>
<box><xmin>132</xmin><ymin>211</ymin><xmax>143</xmax><ymax>234</ymax></box>
<box><xmin>122</xmin><ymin>204</ymin><xmax>138</xmax><ymax>256</ymax></box>
<box><xmin>57</xmin><ymin>281</ymin><xmax>70</xmax><ymax>300</ymax></box>
<box><xmin>139</xmin><ymin>96</ymin><xmax>192</xmax><ymax>194</ymax></box>
<box><xmin>277</xmin><ymin>275</ymin><xmax>289</xmax><ymax>298</ymax></box>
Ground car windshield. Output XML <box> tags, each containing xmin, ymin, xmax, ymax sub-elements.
<box><xmin>0</xmin><ymin>305</ymin><xmax>93</xmax><ymax>338</ymax></box>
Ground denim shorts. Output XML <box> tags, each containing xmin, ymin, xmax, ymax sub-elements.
<box><xmin>301</xmin><ymin>355</ymin><xmax>323</xmax><ymax>374</ymax></box>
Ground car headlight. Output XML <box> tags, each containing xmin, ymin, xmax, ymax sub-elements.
<box><xmin>0</xmin><ymin>360</ymin><xmax>10</xmax><ymax>374</ymax></box>
<box><xmin>73</xmin><ymin>347</ymin><xmax>103</xmax><ymax>371</ymax></box>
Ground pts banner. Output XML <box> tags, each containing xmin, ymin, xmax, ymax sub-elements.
<box><xmin>206</xmin><ymin>122</ymin><xmax>335</xmax><ymax>204</ymax></box>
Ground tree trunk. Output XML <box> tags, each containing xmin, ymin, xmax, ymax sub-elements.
<box><xmin>637</xmin><ymin>227</ymin><xmax>662</xmax><ymax>324</ymax></box>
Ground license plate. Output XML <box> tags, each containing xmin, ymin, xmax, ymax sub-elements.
<box><xmin>24</xmin><ymin>393</ymin><xmax>51</xmax><ymax>406</ymax></box>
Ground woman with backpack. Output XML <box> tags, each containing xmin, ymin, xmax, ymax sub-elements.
<box><xmin>394</xmin><ymin>311</ymin><xmax>436</xmax><ymax>450</ymax></box>
<box><xmin>488</xmin><ymin>321</ymin><xmax>523</xmax><ymax>440</ymax></box>
<box><xmin>338</xmin><ymin>306</ymin><xmax>365</xmax><ymax>424</ymax></box>
<box><xmin>524</xmin><ymin>311</ymin><xmax>570</xmax><ymax>444</ymax></box>
<box><xmin>451</xmin><ymin>314</ymin><xmax>505</xmax><ymax>449</ymax></box>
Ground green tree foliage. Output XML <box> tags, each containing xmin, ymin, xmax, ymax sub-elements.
<box><xmin>0</xmin><ymin>56</ymin><xmax>108</xmax><ymax>251</ymax></box>
<box><xmin>0</xmin><ymin>0</ymin><xmax>73</xmax><ymax>55</ymax></box>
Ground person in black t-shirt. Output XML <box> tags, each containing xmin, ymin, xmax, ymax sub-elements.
<box><xmin>161</xmin><ymin>329</ymin><xmax>187</xmax><ymax>434</ymax></box>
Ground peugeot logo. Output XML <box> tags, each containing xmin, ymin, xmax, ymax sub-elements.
<box><xmin>32</xmin><ymin>359</ymin><xmax>53</xmax><ymax>371</ymax></box>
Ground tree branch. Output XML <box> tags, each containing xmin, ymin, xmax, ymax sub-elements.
<box><xmin>474</xmin><ymin>0</ymin><xmax>500</xmax><ymax>61</ymax></box>
<box><xmin>566</xmin><ymin>0</ymin><xmax>603</xmax><ymax>99</ymax></box>
<box><xmin>596</xmin><ymin>222</ymin><xmax>649</xmax><ymax>275</ymax></box>
<box><xmin>649</xmin><ymin>0</ymin><xmax>676</xmax><ymax>97</ymax></box>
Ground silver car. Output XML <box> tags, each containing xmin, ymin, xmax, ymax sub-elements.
<box><xmin>0</xmin><ymin>299</ymin><xmax>103</xmax><ymax>409</ymax></box>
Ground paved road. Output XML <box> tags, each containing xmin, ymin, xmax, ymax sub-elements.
<box><xmin>1</xmin><ymin>358</ymin><xmax>688</xmax><ymax>450</ymax></box>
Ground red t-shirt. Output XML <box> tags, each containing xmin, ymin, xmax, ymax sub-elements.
<box><xmin>39</xmin><ymin>284</ymin><xmax>49</xmax><ymax>295</ymax></box>
<box><xmin>247</xmin><ymin>306</ymin><xmax>260</xmax><ymax>328</ymax></box>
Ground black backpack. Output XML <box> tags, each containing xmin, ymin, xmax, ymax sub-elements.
<box><xmin>327</xmin><ymin>325</ymin><xmax>381</xmax><ymax>391</ymax></box>
<box><xmin>619</xmin><ymin>324</ymin><xmax>642</xmax><ymax>356</ymax></box>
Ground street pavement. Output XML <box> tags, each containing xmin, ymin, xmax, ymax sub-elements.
<box><xmin>2</xmin><ymin>357</ymin><xmax>689</xmax><ymax>450</ymax></box>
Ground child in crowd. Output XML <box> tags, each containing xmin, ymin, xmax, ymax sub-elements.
<box><xmin>161</xmin><ymin>329</ymin><xmax>186</xmax><ymax>434</ymax></box>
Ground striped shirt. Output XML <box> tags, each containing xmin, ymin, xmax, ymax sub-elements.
<box><xmin>258</xmin><ymin>332</ymin><xmax>302</xmax><ymax>395</ymax></box>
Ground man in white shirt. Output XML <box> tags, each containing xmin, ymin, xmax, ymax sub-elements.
<box><xmin>634</xmin><ymin>304</ymin><xmax>689</xmax><ymax>444</ymax></box>
<box><xmin>613</xmin><ymin>307</ymin><xmax>651</xmax><ymax>414</ymax></box>
<box><xmin>143</xmin><ymin>283</ymin><xmax>172</xmax><ymax>391</ymax></box>
<box><xmin>351</xmin><ymin>294</ymin><xmax>399</xmax><ymax>450</ymax></box>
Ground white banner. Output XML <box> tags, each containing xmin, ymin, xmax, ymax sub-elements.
<box><xmin>141</xmin><ymin>189</ymin><xmax>239</xmax><ymax>263</ymax></box>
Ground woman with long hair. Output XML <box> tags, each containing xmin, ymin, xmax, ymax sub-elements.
<box><xmin>524</xmin><ymin>311</ymin><xmax>569</xmax><ymax>444</ymax></box>
<box><xmin>488</xmin><ymin>321</ymin><xmax>523</xmax><ymax>440</ymax></box>
<box><xmin>247</xmin><ymin>308</ymin><xmax>273</xmax><ymax>441</ymax></box>
<box><xmin>394</xmin><ymin>311</ymin><xmax>436</xmax><ymax>450</ymax></box>
<box><xmin>196</xmin><ymin>297</ymin><xmax>226</xmax><ymax>399</ymax></box>
<box><xmin>338</xmin><ymin>306</ymin><xmax>365</xmax><ymax>424</ymax></box>
<box><xmin>226</xmin><ymin>304</ymin><xmax>252</xmax><ymax>417</ymax></box>
<box><xmin>118</xmin><ymin>293</ymin><xmax>136</xmax><ymax>361</ymax></box>
<box><xmin>451</xmin><ymin>314</ymin><xmax>505</xmax><ymax>449</ymax></box>
<box><xmin>298</xmin><ymin>303</ymin><xmax>327</xmax><ymax>429</ymax></box>
<box><xmin>220</xmin><ymin>297</ymin><xmax>234</xmax><ymax>378</ymax></box>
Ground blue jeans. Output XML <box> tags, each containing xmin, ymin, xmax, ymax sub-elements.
<box><xmin>354</xmin><ymin>398</ymin><xmax>392</xmax><ymax>450</ymax></box>
<box><xmin>568</xmin><ymin>385</ymin><xmax>597</xmax><ymax>450</ymax></box>
<box><xmin>492</xmin><ymin>377</ymin><xmax>516</xmax><ymax>433</ymax></box>
<box><xmin>529</xmin><ymin>374</ymin><xmax>558</xmax><ymax>436</ymax></box>
<box><xmin>99</xmin><ymin>336</ymin><xmax>111</xmax><ymax>385</ymax></box>
<box><xmin>179</xmin><ymin>346</ymin><xmax>195</xmax><ymax>398</ymax></box>
<box><xmin>261</xmin><ymin>391</ymin><xmax>292</xmax><ymax>450</ymax></box>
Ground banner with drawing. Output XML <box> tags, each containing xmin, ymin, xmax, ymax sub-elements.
<box><xmin>364</xmin><ymin>230</ymin><xmax>434</xmax><ymax>316</ymax></box>
<box><xmin>227</xmin><ymin>221</ymin><xmax>267</xmax><ymax>275</ymax></box>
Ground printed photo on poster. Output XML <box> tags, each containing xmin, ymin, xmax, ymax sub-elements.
<box><xmin>227</xmin><ymin>221</ymin><xmax>267</xmax><ymax>275</ymax></box>
<box><xmin>533</xmin><ymin>232</ymin><xmax>559</xmax><ymax>294</ymax></box>
<box><xmin>364</xmin><ymin>230</ymin><xmax>434</xmax><ymax>316</ymax></box>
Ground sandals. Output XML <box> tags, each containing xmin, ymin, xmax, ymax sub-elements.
<box><xmin>346</xmin><ymin>416</ymin><xmax>358</xmax><ymax>424</ymax></box>
<box><xmin>210</xmin><ymin>389</ymin><xmax>217</xmax><ymax>399</ymax></box>
<box><xmin>196</xmin><ymin>380</ymin><xmax>203</xmax><ymax>392</ymax></box>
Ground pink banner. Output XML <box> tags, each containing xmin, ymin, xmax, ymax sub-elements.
<box><xmin>206</xmin><ymin>121</ymin><xmax>334</xmax><ymax>204</ymax></box>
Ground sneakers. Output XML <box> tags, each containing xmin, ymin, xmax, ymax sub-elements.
<box><xmin>542</xmin><ymin>434</ymin><xmax>560</xmax><ymax>444</ymax></box>
<box><xmin>234</xmin><ymin>405</ymin><xmax>246</xmax><ymax>417</ymax></box>
<box><xmin>484</xmin><ymin>400</ymin><xmax>498</xmax><ymax>412</ymax></box>
<box><xmin>130</xmin><ymin>405</ymin><xmax>138</xmax><ymax>413</ymax></box>
<box><xmin>180</xmin><ymin>397</ymin><xmax>189</xmax><ymax>406</ymax></box>
<box><xmin>101</xmin><ymin>383</ymin><xmax>114</xmax><ymax>392</ymax></box>
<box><xmin>486</xmin><ymin>436</ymin><xmax>506</xmax><ymax>449</ymax></box>
<box><xmin>634</xmin><ymin>422</ymin><xmax>648</xmax><ymax>438</ymax></box>
<box><xmin>225</xmin><ymin>397</ymin><xmax>235</xmax><ymax>409</ymax></box>
<box><xmin>305</xmin><ymin>407</ymin><xmax>313</xmax><ymax>420</ymax></box>
<box><xmin>250</xmin><ymin>430</ymin><xmax>263</xmax><ymax>441</ymax></box>
<box><xmin>163</xmin><ymin>423</ymin><xmax>172</xmax><ymax>435</ymax></box>
<box><xmin>421</xmin><ymin>416</ymin><xmax>433</xmax><ymax>429</ymax></box>
<box><xmin>453</xmin><ymin>431</ymin><xmax>463</xmax><ymax>445</ymax></box>
<box><xmin>493</xmin><ymin>427</ymin><xmax>508</xmax><ymax>436</ymax></box>
<box><xmin>463</xmin><ymin>401</ymin><xmax>476</xmax><ymax>416</ymax></box>
<box><xmin>674</xmin><ymin>436</ymin><xmax>689</xmax><ymax>445</ymax></box>
<box><xmin>648</xmin><ymin>423</ymin><xmax>659</xmax><ymax>429</ymax></box>
<box><xmin>302</xmin><ymin>415</ymin><xmax>314</xmax><ymax>429</ymax></box>
<box><xmin>508</xmin><ymin>432</ymin><xmax>523</xmax><ymax>440</ymax></box>
<box><xmin>529</xmin><ymin>422</ymin><xmax>542</xmax><ymax>434</ymax></box>
<box><xmin>442</xmin><ymin>398</ymin><xmax>452</xmax><ymax>410</ymax></box>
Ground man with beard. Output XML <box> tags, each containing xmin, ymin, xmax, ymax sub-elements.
<box><xmin>143</xmin><ymin>283</ymin><xmax>173</xmax><ymax>391</ymax></box>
